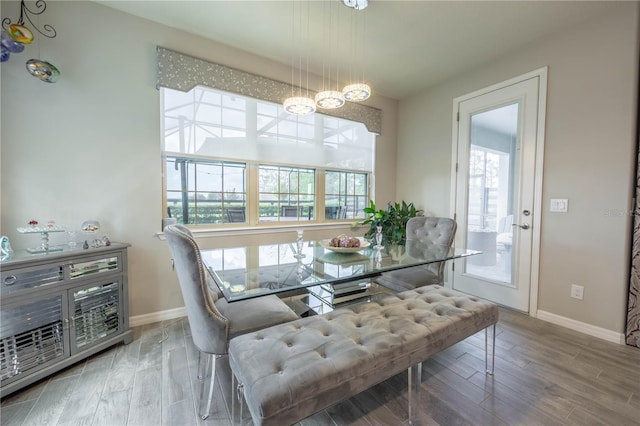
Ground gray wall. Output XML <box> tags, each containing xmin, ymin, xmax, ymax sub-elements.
<box><xmin>397</xmin><ymin>4</ymin><xmax>640</xmax><ymax>334</ymax></box>
<box><xmin>0</xmin><ymin>1</ymin><xmax>398</xmax><ymax>320</ymax></box>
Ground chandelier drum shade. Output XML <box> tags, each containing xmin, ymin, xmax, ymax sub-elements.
<box><xmin>342</xmin><ymin>0</ymin><xmax>369</xmax><ymax>11</ymax></box>
<box><xmin>343</xmin><ymin>82</ymin><xmax>371</xmax><ymax>102</ymax></box>
<box><xmin>284</xmin><ymin>96</ymin><xmax>316</xmax><ymax>115</ymax></box>
<box><xmin>315</xmin><ymin>90</ymin><xmax>345</xmax><ymax>109</ymax></box>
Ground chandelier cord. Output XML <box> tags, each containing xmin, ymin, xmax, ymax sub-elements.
<box><xmin>290</xmin><ymin>0</ymin><xmax>295</xmax><ymax>98</ymax></box>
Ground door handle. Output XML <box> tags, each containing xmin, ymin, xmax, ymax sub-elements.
<box><xmin>512</xmin><ymin>223</ymin><xmax>530</xmax><ymax>230</ymax></box>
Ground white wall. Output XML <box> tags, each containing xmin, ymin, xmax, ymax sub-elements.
<box><xmin>397</xmin><ymin>4</ymin><xmax>639</xmax><ymax>334</ymax></box>
<box><xmin>0</xmin><ymin>1</ymin><xmax>398</xmax><ymax>319</ymax></box>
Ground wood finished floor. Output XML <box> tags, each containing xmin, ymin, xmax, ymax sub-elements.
<box><xmin>1</xmin><ymin>307</ymin><xmax>639</xmax><ymax>426</ymax></box>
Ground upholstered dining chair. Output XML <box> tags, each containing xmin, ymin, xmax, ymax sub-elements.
<box><xmin>374</xmin><ymin>216</ymin><xmax>457</xmax><ymax>292</ymax></box>
<box><xmin>164</xmin><ymin>225</ymin><xmax>299</xmax><ymax>420</ymax></box>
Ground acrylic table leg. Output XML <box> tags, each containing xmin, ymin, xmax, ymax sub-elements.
<box><xmin>408</xmin><ymin>362</ymin><xmax>422</xmax><ymax>425</ymax></box>
<box><xmin>485</xmin><ymin>324</ymin><xmax>496</xmax><ymax>375</ymax></box>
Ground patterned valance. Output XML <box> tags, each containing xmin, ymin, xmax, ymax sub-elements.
<box><xmin>156</xmin><ymin>47</ymin><xmax>382</xmax><ymax>135</ymax></box>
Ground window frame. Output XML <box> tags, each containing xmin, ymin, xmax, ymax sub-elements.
<box><xmin>162</xmin><ymin>157</ymin><xmax>371</xmax><ymax>228</ymax></box>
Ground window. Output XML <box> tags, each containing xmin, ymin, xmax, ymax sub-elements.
<box><xmin>166</xmin><ymin>157</ymin><xmax>246</xmax><ymax>225</ymax></box>
<box><xmin>161</xmin><ymin>85</ymin><xmax>375</xmax><ymax>227</ymax></box>
<box><xmin>325</xmin><ymin>171</ymin><xmax>368</xmax><ymax>220</ymax></box>
<box><xmin>258</xmin><ymin>165</ymin><xmax>315</xmax><ymax>222</ymax></box>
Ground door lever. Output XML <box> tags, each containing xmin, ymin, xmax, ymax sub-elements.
<box><xmin>512</xmin><ymin>223</ymin><xmax>530</xmax><ymax>230</ymax></box>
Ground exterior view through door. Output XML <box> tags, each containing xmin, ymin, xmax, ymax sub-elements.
<box><xmin>451</xmin><ymin>69</ymin><xmax>547</xmax><ymax>313</ymax></box>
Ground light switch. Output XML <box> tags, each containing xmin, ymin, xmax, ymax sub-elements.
<box><xmin>550</xmin><ymin>198</ymin><xmax>568</xmax><ymax>213</ymax></box>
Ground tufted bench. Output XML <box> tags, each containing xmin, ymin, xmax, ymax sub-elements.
<box><xmin>228</xmin><ymin>285</ymin><xmax>498</xmax><ymax>426</ymax></box>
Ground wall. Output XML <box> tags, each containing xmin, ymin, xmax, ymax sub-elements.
<box><xmin>0</xmin><ymin>1</ymin><xmax>398</xmax><ymax>320</ymax></box>
<box><xmin>397</xmin><ymin>3</ymin><xmax>639</xmax><ymax>334</ymax></box>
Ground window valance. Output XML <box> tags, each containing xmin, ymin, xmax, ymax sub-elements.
<box><xmin>156</xmin><ymin>46</ymin><xmax>382</xmax><ymax>135</ymax></box>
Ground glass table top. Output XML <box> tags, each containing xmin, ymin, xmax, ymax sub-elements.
<box><xmin>201</xmin><ymin>239</ymin><xmax>479</xmax><ymax>302</ymax></box>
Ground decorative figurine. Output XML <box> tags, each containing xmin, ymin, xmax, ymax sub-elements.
<box><xmin>102</xmin><ymin>236</ymin><xmax>111</xmax><ymax>246</ymax></box>
<box><xmin>0</xmin><ymin>236</ymin><xmax>14</xmax><ymax>260</ymax></box>
<box><xmin>82</xmin><ymin>240</ymin><xmax>89</xmax><ymax>249</ymax></box>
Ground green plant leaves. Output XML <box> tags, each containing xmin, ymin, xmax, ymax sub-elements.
<box><xmin>360</xmin><ymin>200</ymin><xmax>423</xmax><ymax>246</ymax></box>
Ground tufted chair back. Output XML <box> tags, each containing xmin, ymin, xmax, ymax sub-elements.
<box><xmin>406</xmin><ymin>216</ymin><xmax>457</xmax><ymax>279</ymax></box>
<box><xmin>375</xmin><ymin>216</ymin><xmax>457</xmax><ymax>292</ymax></box>
<box><xmin>164</xmin><ymin>225</ymin><xmax>229</xmax><ymax>355</ymax></box>
<box><xmin>405</xmin><ymin>216</ymin><xmax>457</xmax><ymax>280</ymax></box>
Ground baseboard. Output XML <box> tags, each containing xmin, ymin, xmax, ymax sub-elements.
<box><xmin>536</xmin><ymin>310</ymin><xmax>626</xmax><ymax>345</ymax></box>
<box><xmin>129</xmin><ymin>307</ymin><xmax>186</xmax><ymax>328</ymax></box>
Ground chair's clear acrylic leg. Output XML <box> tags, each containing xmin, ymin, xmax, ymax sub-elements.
<box><xmin>231</xmin><ymin>373</ymin><xmax>236</xmax><ymax>424</ymax></box>
<box><xmin>197</xmin><ymin>351</ymin><xmax>204</xmax><ymax>380</ymax></box>
<box><xmin>198</xmin><ymin>354</ymin><xmax>217</xmax><ymax>420</ymax></box>
<box><xmin>408</xmin><ymin>362</ymin><xmax>422</xmax><ymax>426</ymax></box>
<box><xmin>237</xmin><ymin>382</ymin><xmax>245</xmax><ymax>425</ymax></box>
<box><xmin>485</xmin><ymin>324</ymin><xmax>496</xmax><ymax>375</ymax></box>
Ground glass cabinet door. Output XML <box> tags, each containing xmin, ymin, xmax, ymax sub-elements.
<box><xmin>0</xmin><ymin>294</ymin><xmax>68</xmax><ymax>386</ymax></box>
<box><xmin>70</xmin><ymin>280</ymin><xmax>121</xmax><ymax>353</ymax></box>
<box><xmin>68</xmin><ymin>254</ymin><xmax>121</xmax><ymax>280</ymax></box>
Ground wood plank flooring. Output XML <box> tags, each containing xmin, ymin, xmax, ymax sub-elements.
<box><xmin>2</xmin><ymin>307</ymin><xmax>639</xmax><ymax>425</ymax></box>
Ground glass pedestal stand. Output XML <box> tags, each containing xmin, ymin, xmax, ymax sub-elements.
<box><xmin>17</xmin><ymin>227</ymin><xmax>66</xmax><ymax>253</ymax></box>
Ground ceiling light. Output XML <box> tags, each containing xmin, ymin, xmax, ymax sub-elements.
<box><xmin>315</xmin><ymin>90</ymin><xmax>346</xmax><ymax>109</ymax></box>
<box><xmin>343</xmin><ymin>83</ymin><xmax>371</xmax><ymax>102</ymax></box>
<box><xmin>283</xmin><ymin>0</ymin><xmax>315</xmax><ymax>115</ymax></box>
<box><xmin>284</xmin><ymin>96</ymin><xmax>316</xmax><ymax>115</ymax></box>
<box><xmin>342</xmin><ymin>0</ymin><xmax>369</xmax><ymax>11</ymax></box>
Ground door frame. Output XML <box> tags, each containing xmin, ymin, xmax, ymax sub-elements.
<box><xmin>449</xmin><ymin>67</ymin><xmax>548</xmax><ymax>316</ymax></box>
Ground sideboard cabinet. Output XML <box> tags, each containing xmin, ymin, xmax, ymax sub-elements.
<box><xmin>0</xmin><ymin>243</ymin><xmax>133</xmax><ymax>397</ymax></box>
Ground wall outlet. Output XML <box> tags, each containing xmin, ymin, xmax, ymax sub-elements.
<box><xmin>570</xmin><ymin>284</ymin><xmax>584</xmax><ymax>300</ymax></box>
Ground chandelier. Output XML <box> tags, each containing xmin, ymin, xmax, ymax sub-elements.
<box><xmin>284</xmin><ymin>96</ymin><xmax>316</xmax><ymax>115</ymax></box>
<box><xmin>283</xmin><ymin>0</ymin><xmax>316</xmax><ymax>116</ymax></box>
<box><xmin>315</xmin><ymin>90</ymin><xmax>345</xmax><ymax>109</ymax></box>
<box><xmin>341</xmin><ymin>0</ymin><xmax>370</xmax><ymax>102</ymax></box>
<box><xmin>283</xmin><ymin>0</ymin><xmax>371</xmax><ymax>115</ymax></box>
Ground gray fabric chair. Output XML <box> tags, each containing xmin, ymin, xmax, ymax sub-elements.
<box><xmin>374</xmin><ymin>216</ymin><xmax>457</xmax><ymax>292</ymax></box>
<box><xmin>164</xmin><ymin>225</ymin><xmax>298</xmax><ymax>420</ymax></box>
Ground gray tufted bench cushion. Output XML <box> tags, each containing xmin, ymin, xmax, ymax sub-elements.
<box><xmin>228</xmin><ymin>285</ymin><xmax>498</xmax><ymax>426</ymax></box>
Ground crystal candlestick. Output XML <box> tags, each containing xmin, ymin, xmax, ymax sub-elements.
<box><xmin>374</xmin><ymin>247</ymin><xmax>383</xmax><ymax>269</ymax></box>
<box><xmin>294</xmin><ymin>230</ymin><xmax>306</xmax><ymax>259</ymax></box>
<box><xmin>375</xmin><ymin>226</ymin><xmax>384</xmax><ymax>249</ymax></box>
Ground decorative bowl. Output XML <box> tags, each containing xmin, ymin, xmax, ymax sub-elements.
<box><xmin>320</xmin><ymin>238</ymin><xmax>370</xmax><ymax>253</ymax></box>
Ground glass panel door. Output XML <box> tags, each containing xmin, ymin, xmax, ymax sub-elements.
<box><xmin>71</xmin><ymin>281</ymin><xmax>121</xmax><ymax>352</ymax></box>
<box><xmin>0</xmin><ymin>294</ymin><xmax>67</xmax><ymax>385</ymax></box>
<box><xmin>465</xmin><ymin>103</ymin><xmax>519</xmax><ymax>286</ymax></box>
<box><xmin>453</xmin><ymin>73</ymin><xmax>543</xmax><ymax>313</ymax></box>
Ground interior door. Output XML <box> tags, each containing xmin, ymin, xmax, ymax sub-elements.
<box><xmin>452</xmin><ymin>73</ymin><xmax>545</xmax><ymax>312</ymax></box>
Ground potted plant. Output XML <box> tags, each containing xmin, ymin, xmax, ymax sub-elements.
<box><xmin>361</xmin><ymin>200</ymin><xmax>423</xmax><ymax>248</ymax></box>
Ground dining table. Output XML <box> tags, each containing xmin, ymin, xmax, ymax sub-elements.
<box><xmin>201</xmin><ymin>236</ymin><xmax>479</xmax><ymax>313</ymax></box>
